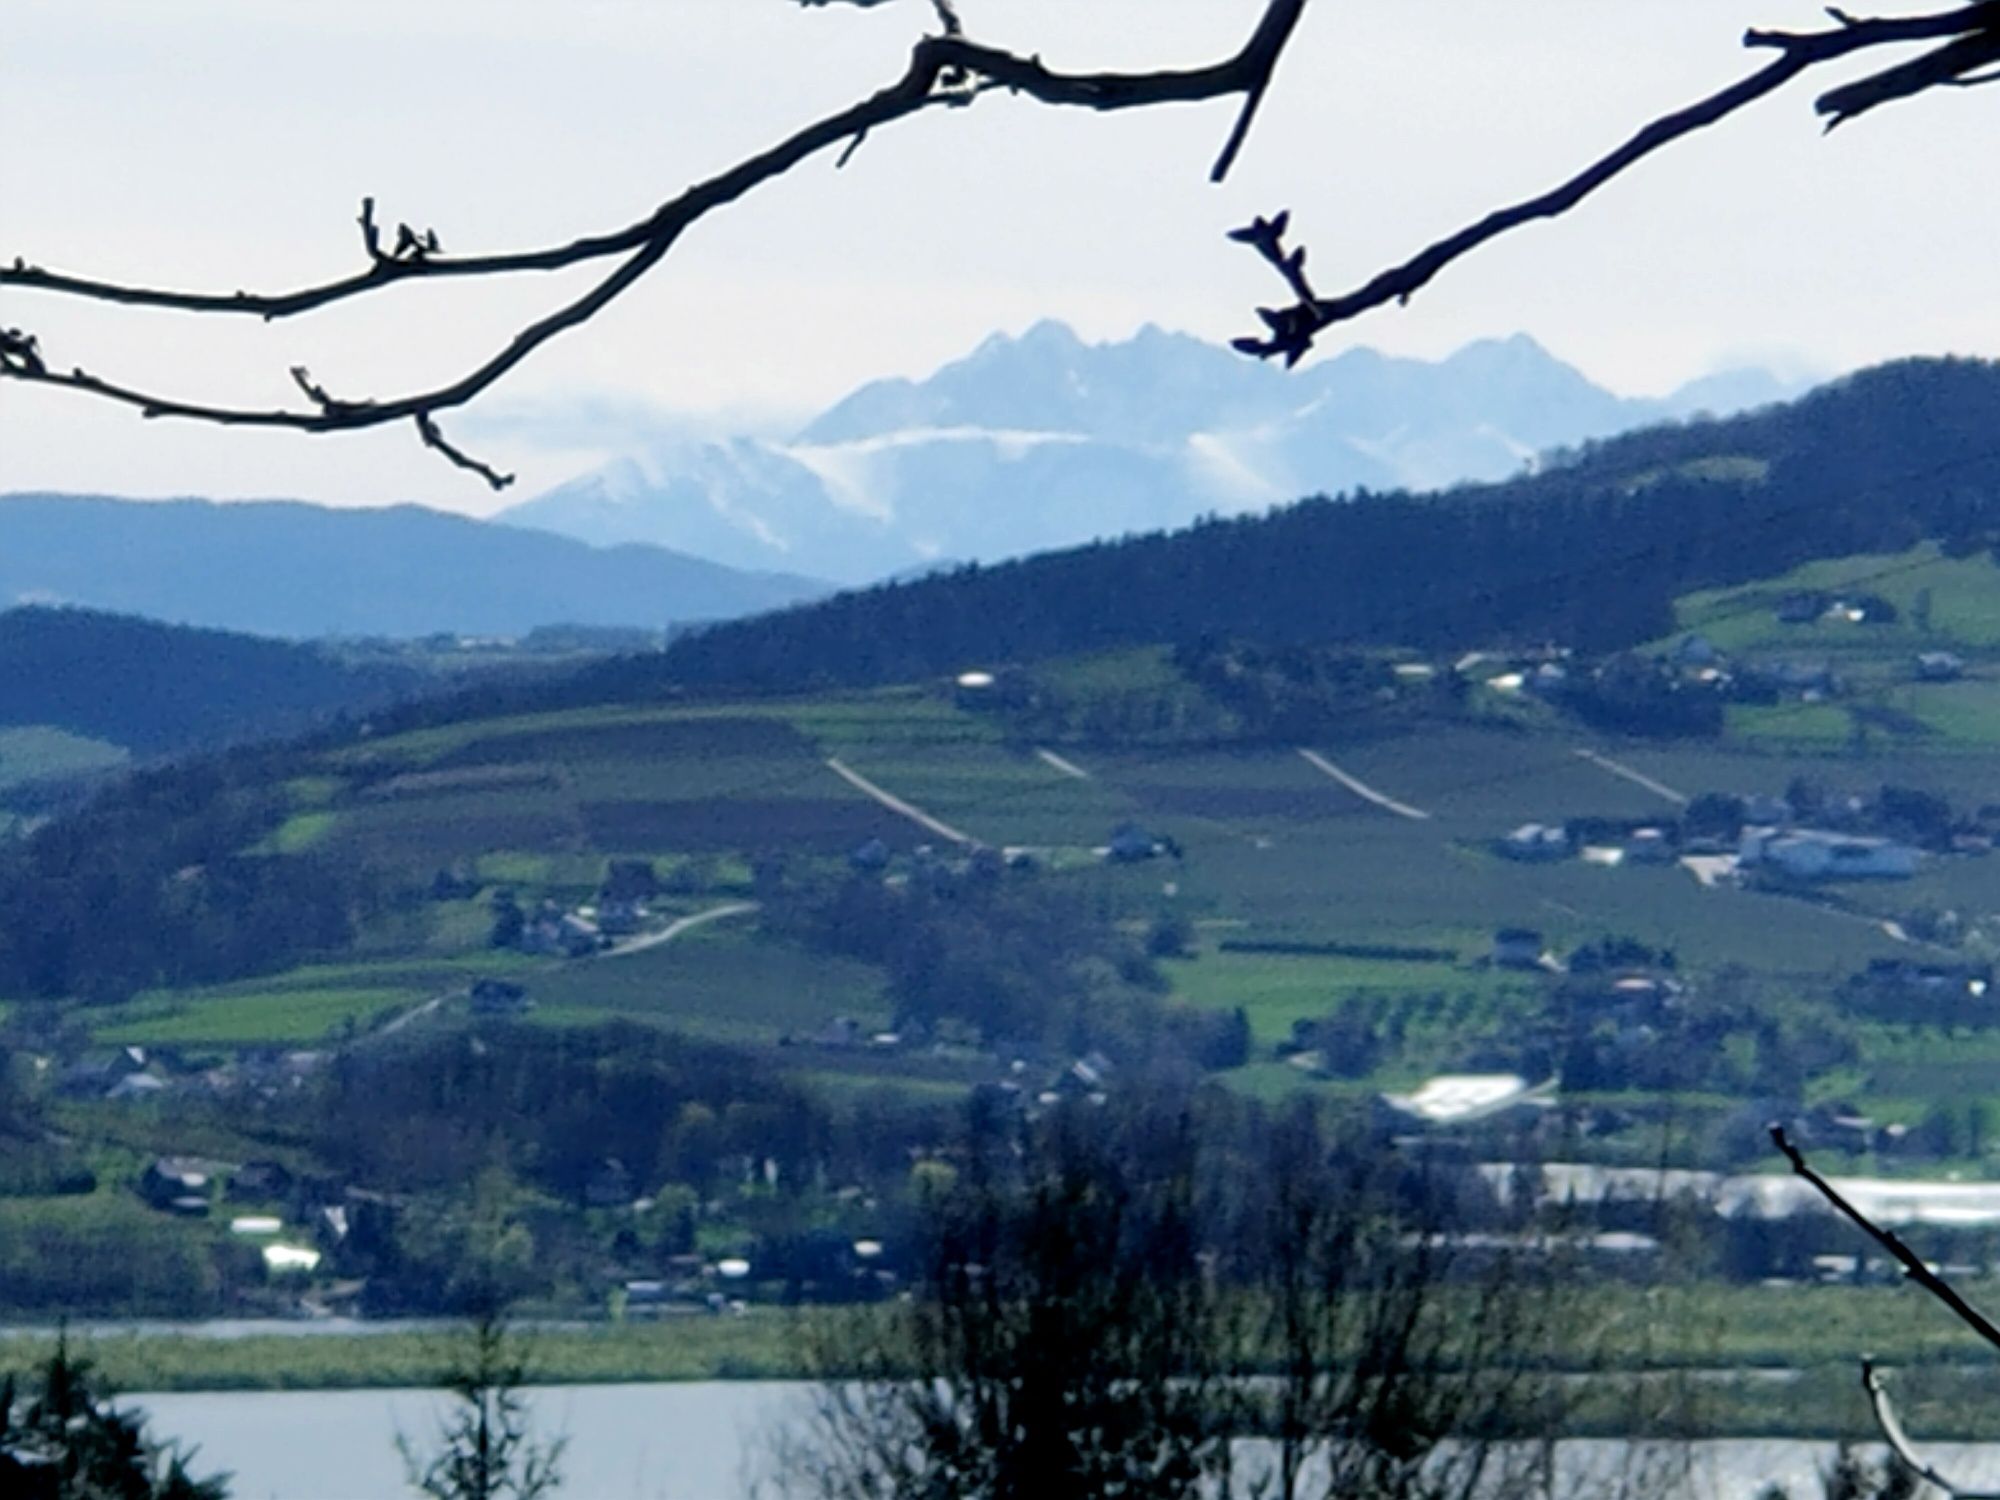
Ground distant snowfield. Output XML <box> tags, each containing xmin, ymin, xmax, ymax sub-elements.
<box><xmin>781</xmin><ymin>426</ymin><xmax>1094</xmax><ymax>522</ymax></box>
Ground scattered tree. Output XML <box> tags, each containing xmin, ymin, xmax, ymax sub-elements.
<box><xmin>784</xmin><ymin>1100</ymin><xmax>1572</xmax><ymax>1500</ymax></box>
<box><xmin>397</xmin><ymin>1307</ymin><xmax>566</xmax><ymax>1500</ymax></box>
<box><xmin>0</xmin><ymin>1339</ymin><xmax>229</xmax><ymax>1500</ymax></box>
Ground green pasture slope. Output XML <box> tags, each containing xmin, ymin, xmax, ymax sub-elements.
<box><xmin>82</xmin><ymin>542</ymin><xmax>2000</xmax><ymax>1113</ymax></box>
<box><xmin>1672</xmin><ymin>542</ymin><xmax>2000</xmax><ymax>749</ymax></box>
<box><xmin>0</xmin><ymin>725</ymin><xmax>127</xmax><ymax>791</ymax></box>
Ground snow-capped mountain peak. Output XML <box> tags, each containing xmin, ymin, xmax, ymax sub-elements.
<box><xmin>497</xmin><ymin>323</ymin><xmax>1797</xmax><ymax>586</ymax></box>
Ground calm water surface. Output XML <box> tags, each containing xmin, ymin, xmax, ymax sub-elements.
<box><xmin>124</xmin><ymin>1381</ymin><xmax>2000</xmax><ymax>1500</ymax></box>
<box><xmin>131</xmin><ymin>1381</ymin><xmax>799</xmax><ymax>1500</ymax></box>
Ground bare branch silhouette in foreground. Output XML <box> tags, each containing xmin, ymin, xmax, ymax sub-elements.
<box><xmin>0</xmin><ymin>0</ymin><xmax>1308</xmax><ymax>488</ymax></box>
<box><xmin>1231</xmin><ymin>2</ymin><xmax>2000</xmax><ymax>366</ymax></box>
<box><xmin>1772</xmin><ymin>1123</ymin><xmax>2000</xmax><ymax>1499</ymax></box>
<box><xmin>5</xmin><ymin>1</ymin><xmax>2000</xmax><ymax>482</ymax></box>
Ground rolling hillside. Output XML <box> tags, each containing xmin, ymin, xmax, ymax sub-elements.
<box><xmin>0</xmin><ymin>606</ymin><xmax>421</xmax><ymax>757</ymax></box>
<box><xmin>19</xmin><ymin>353</ymin><xmax>2000</xmax><ymax>1121</ymax></box>
<box><xmin>41</xmin><ymin>627</ymin><xmax>1998</xmax><ymax>1083</ymax></box>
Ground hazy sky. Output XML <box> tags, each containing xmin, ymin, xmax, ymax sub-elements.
<box><xmin>4</xmin><ymin>0</ymin><xmax>1998</xmax><ymax>513</ymax></box>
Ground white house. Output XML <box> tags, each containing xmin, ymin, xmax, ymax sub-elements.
<box><xmin>1498</xmin><ymin>823</ymin><xmax>1570</xmax><ymax>862</ymax></box>
<box><xmin>1379</xmin><ymin>1074</ymin><xmax>1556</xmax><ymax>1129</ymax></box>
<box><xmin>1625</xmin><ymin>827</ymin><xmax>1675</xmax><ymax>864</ymax></box>
<box><xmin>1738</xmin><ymin>827</ymin><xmax>1919</xmax><ymax>880</ymax></box>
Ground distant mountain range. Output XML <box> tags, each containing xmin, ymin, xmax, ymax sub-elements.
<box><xmin>497</xmin><ymin>322</ymin><xmax>1801</xmax><ymax>586</ymax></box>
<box><xmin>0</xmin><ymin>495</ymin><xmax>828</xmax><ymax>640</ymax></box>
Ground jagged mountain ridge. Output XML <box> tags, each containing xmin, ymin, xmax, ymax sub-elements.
<box><xmin>497</xmin><ymin>322</ymin><xmax>1795</xmax><ymax>586</ymax></box>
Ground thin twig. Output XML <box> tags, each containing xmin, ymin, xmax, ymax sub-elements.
<box><xmin>1776</xmin><ymin>1126</ymin><xmax>2000</xmax><ymax>1497</ymax></box>
<box><xmin>416</xmin><ymin>412</ymin><xmax>514</xmax><ymax>490</ymax></box>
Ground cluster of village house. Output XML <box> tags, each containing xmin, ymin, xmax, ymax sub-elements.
<box><xmin>54</xmin><ymin>1043</ymin><xmax>326</xmax><ymax>1108</ymax></box>
<box><xmin>497</xmin><ymin>825</ymin><xmax>1175</xmax><ymax>971</ymax></box>
<box><xmin>1483</xmin><ymin>588</ymin><xmax>1969</xmax><ymax>709</ymax></box>
<box><xmin>1499</xmin><ymin>785</ymin><xmax>1935</xmax><ymax>883</ymax></box>
<box><xmin>510</xmin><ymin>895</ymin><xmax>650</xmax><ymax>958</ymax></box>
<box><xmin>1498</xmin><ymin>814</ymin><xmax>1925</xmax><ymax>882</ymax></box>
<box><xmin>128</xmin><ymin>1149</ymin><xmax>883</xmax><ymax>1317</ymax></box>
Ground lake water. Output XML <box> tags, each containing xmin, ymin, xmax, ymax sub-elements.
<box><xmin>132</xmin><ymin>1381</ymin><xmax>800</xmax><ymax>1500</ymax></box>
<box><xmin>122</xmin><ymin>1381</ymin><xmax>2000</xmax><ymax>1499</ymax></box>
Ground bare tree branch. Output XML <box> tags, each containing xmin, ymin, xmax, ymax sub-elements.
<box><xmin>1775</xmin><ymin>1125</ymin><xmax>2000</xmax><ymax>1500</ymax></box>
<box><xmin>0</xmin><ymin>0</ymin><xmax>1307</xmax><ymax>486</ymax></box>
<box><xmin>1233</xmin><ymin>2</ymin><xmax>2000</xmax><ymax>366</ymax></box>
<box><xmin>10</xmin><ymin>0</ymin><xmax>1999</xmax><ymax>483</ymax></box>
<box><xmin>417</xmin><ymin>412</ymin><xmax>515</xmax><ymax>491</ymax></box>
<box><xmin>1771</xmin><ymin>1123</ymin><xmax>2000</xmax><ymax>1353</ymax></box>
<box><xmin>1861</xmin><ymin>1359</ymin><xmax>2000</xmax><ymax>1499</ymax></box>
<box><xmin>1816</xmin><ymin>21</ymin><xmax>2000</xmax><ymax>123</ymax></box>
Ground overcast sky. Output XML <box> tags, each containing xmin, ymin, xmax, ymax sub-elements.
<box><xmin>4</xmin><ymin>0</ymin><xmax>1997</xmax><ymax>513</ymax></box>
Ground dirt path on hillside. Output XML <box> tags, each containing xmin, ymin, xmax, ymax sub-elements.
<box><xmin>825</xmin><ymin>758</ymin><xmax>975</xmax><ymax>846</ymax></box>
<box><xmin>1296</xmin><ymin>748</ymin><xmax>1431</xmax><ymax>821</ymax></box>
<box><xmin>603</xmin><ymin>900</ymin><xmax>760</xmax><ymax>960</ymax></box>
<box><xmin>1035</xmin><ymin>747</ymin><xmax>1091</xmax><ymax>781</ymax></box>
<box><xmin>380</xmin><ymin>993</ymin><xmax>448</xmax><ymax>1037</ymax></box>
<box><xmin>1573</xmin><ymin>748</ymin><xmax>1690</xmax><ymax>806</ymax></box>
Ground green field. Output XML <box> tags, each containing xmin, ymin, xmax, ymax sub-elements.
<box><xmin>0</xmin><ymin>724</ymin><xmax>127</xmax><ymax>791</ymax></box>
<box><xmin>1168</xmin><ymin>949</ymin><xmax>1530</xmax><ymax>1048</ymax></box>
<box><xmin>0</xmin><ymin>1280</ymin><xmax>1995</xmax><ymax>1427</ymax></box>
<box><xmin>525</xmin><ymin>922</ymin><xmax>887</xmax><ymax>1045</ymax></box>
<box><xmin>95</xmin><ymin>986</ymin><xmax>414</xmax><ymax>1046</ymax></box>
<box><xmin>88</xmin><ymin>954</ymin><xmax>535</xmax><ymax>1048</ymax></box>
<box><xmin>1675</xmin><ymin>544</ymin><xmax>2000</xmax><ymax>656</ymax></box>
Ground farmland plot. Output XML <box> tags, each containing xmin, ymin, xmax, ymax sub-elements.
<box><xmin>828</xmin><ymin>744</ymin><xmax>1135</xmax><ymax>850</ymax></box>
<box><xmin>525</xmin><ymin>923</ymin><xmax>887</xmax><ymax>1044</ymax></box>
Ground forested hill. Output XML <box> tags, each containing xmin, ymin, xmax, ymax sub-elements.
<box><xmin>600</xmin><ymin>356</ymin><xmax>2000</xmax><ymax>694</ymax></box>
<box><xmin>0</xmin><ymin>494</ymin><xmax>828</xmax><ymax>639</ymax></box>
<box><xmin>0</xmin><ymin>607</ymin><xmax>418</xmax><ymax>755</ymax></box>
